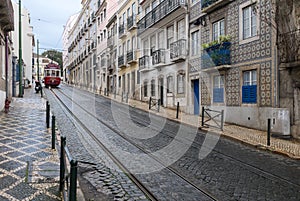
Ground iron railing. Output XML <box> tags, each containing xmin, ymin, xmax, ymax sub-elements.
<box><xmin>201</xmin><ymin>42</ymin><xmax>231</xmax><ymax>69</ymax></box>
<box><xmin>127</xmin><ymin>50</ymin><xmax>136</xmax><ymax>63</ymax></box>
<box><xmin>118</xmin><ymin>55</ymin><xmax>125</xmax><ymax>67</ymax></box>
<box><xmin>127</xmin><ymin>15</ymin><xmax>137</xmax><ymax>30</ymax></box>
<box><xmin>170</xmin><ymin>39</ymin><xmax>187</xmax><ymax>60</ymax></box>
<box><xmin>139</xmin><ymin>55</ymin><xmax>150</xmax><ymax>70</ymax></box>
<box><xmin>152</xmin><ymin>49</ymin><xmax>166</xmax><ymax>65</ymax></box>
<box><xmin>137</xmin><ymin>0</ymin><xmax>186</xmax><ymax>34</ymax></box>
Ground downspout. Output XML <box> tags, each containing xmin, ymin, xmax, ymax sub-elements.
<box><xmin>5</xmin><ymin>33</ymin><xmax>11</xmax><ymax>113</ymax></box>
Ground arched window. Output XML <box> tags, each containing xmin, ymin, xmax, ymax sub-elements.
<box><xmin>167</xmin><ymin>76</ymin><xmax>173</xmax><ymax>93</ymax></box>
<box><xmin>151</xmin><ymin>79</ymin><xmax>155</xmax><ymax>97</ymax></box>
<box><xmin>177</xmin><ymin>72</ymin><xmax>185</xmax><ymax>94</ymax></box>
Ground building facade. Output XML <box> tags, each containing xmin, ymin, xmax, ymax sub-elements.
<box><xmin>0</xmin><ymin>0</ymin><xmax>14</xmax><ymax>111</ymax></box>
<box><xmin>12</xmin><ymin>1</ymin><xmax>34</xmax><ymax>91</ymax></box>
<box><xmin>137</xmin><ymin>0</ymin><xmax>189</xmax><ymax>108</ymax></box>
<box><xmin>116</xmin><ymin>0</ymin><xmax>139</xmax><ymax>100</ymax></box>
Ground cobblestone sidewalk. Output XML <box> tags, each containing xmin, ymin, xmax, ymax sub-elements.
<box><xmin>0</xmin><ymin>88</ymin><xmax>61</xmax><ymax>201</ymax></box>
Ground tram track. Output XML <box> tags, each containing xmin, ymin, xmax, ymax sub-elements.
<box><xmin>49</xmin><ymin>87</ymin><xmax>219</xmax><ymax>200</ymax></box>
<box><xmin>58</xmin><ymin>85</ymin><xmax>300</xmax><ymax>191</ymax></box>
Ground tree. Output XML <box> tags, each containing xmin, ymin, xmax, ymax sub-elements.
<box><xmin>41</xmin><ymin>50</ymin><xmax>63</xmax><ymax>76</ymax></box>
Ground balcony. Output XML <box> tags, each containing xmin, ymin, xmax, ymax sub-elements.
<box><xmin>201</xmin><ymin>42</ymin><xmax>231</xmax><ymax>70</ymax></box>
<box><xmin>201</xmin><ymin>0</ymin><xmax>232</xmax><ymax>13</ymax></box>
<box><xmin>119</xmin><ymin>24</ymin><xmax>126</xmax><ymax>38</ymax></box>
<box><xmin>107</xmin><ymin>35</ymin><xmax>114</xmax><ymax>48</ymax></box>
<box><xmin>152</xmin><ymin>49</ymin><xmax>166</xmax><ymax>66</ymax></box>
<box><xmin>127</xmin><ymin>15</ymin><xmax>137</xmax><ymax>31</ymax></box>
<box><xmin>137</xmin><ymin>0</ymin><xmax>186</xmax><ymax>35</ymax></box>
<box><xmin>139</xmin><ymin>55</ymin><xmax>150</xmax><ymax>71</ymax></box>
<box><xmin>170</xmin><ymin>39</ymin><xmax>187</xmax><ymax>62</ymax></box>
<box><xmin>118</xmin><ymin>55</ymin><xmax>126</xmax><ymax>68</ymax></box>
<box><xmin>127</xmin><ymin>50</ymin><xmax>137</xmax><ymax>64</ymax></box>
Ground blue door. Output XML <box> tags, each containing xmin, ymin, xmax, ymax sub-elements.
<box><xmin>193</xmin><ymin>79</ymin><xmax>200</xmax><ymax>115</ymax></box>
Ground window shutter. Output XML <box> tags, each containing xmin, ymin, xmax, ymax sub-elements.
<box><xmin>213</xmin><ymin>88</ymin><xmax>224</xmax><ymax>103</ymax></box>
<box><xmin>242</xmin><ymin>85</ymin><xmax>257</xmax><ymax>103</ymax></box>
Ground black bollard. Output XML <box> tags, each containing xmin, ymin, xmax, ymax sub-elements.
<box><xmin>176</xmin><ymin>102</ymin><xmax>179</xmax><ymax>119</ymax></box>
<box><xmin>149</xmin><ymin>97</ymin><xmax>152</xmax><ymax>109</ymax></box>
<box><xmin>267</xmin><ymin>118</ymin><xmax>271</xmax><ymax>146</ymax></box>
<box><xmin>46</xmin><ymin>101</ymin><xmax>50</xmax><ymax>128</ymax></box>
<box><xmin>201</xmin><ymin>107</ymin><xmax>205</xmax><ymax>127</ymax></box>
<box><xmin>51</xmin><ymin>115</ymin><xmax>55</xmax><ymax>149</ymax></box>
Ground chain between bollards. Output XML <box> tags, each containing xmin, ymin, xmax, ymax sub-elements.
<box><xmin>51</xmin><ymin>115</ymin><xmax>55</xmax><ymax>149</ymax></box>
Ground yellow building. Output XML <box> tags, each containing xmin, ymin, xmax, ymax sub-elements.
<box><xmin>117</xmin><ymin>0</ymin><xmax>140</xmax><ymax>100</ymax></box>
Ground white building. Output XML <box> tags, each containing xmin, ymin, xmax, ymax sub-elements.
<box><xmin>62</xmin><ymin>13</ymin><xmax>80</xmax><ymax>83</ymax></box>
<box><xmin>12</xmin><ymin>1</ymin><xmax>34</xmax><ymax>92</ymax></box>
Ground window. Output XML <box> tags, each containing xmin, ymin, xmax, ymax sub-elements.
<box><xmin>152</xmin><ymin>0</ymin><xmax>158</xmax><ymax>9</ymax></box>
<box><xmin>151</xmin><ymin>79</ymin><xmax>155</xmax><ymax>96</ymax></box>
<box><xmin>132</xmin><ymin>36</ymin><xmax>136</xmax><ymax>50</ymax></box>
<box><xmin>167</xmin><ymin>76</ymin><xmax>173</xmax><ymax>93</ymax></box>
<box><xmin>103</xmin><ymin>9</ymin><xmax>106</xmax><ymax>19</ymax></box>
<box><xmin>127</xmin><ymin>40</ymin><xmax>131</xmax><ymax>52</ymax></box>
<box><xmin>213</xmin><ymin>75</ymin><xmax>224</xmax><ymax>103</ymax></box>
<box><xmin>158</xmin><ymin>31</ymin><xmax>164</xmax><ymax>49</ymax></box>
<box><xmin>177</xmin><ymin>73</ymin><xmax>185</xmax><ymax>94</ymax></box>
<box><xmin>143</xmin><ymin>39</ymin><xmax>149</xmax><ymax>55</ymax></box>
<box><xmin>167</xmin><ymin>25</ymin><xmax>174</xmax><ymax>49</ymax></box>
<box><xmin>212</xmin><ymin>19</ymin><xmax>225</xmax><ymax>41</ymax></box>
<box><xmin>144</xmin><ymin>81</ymin><xmax>148</xmax><ymax>97</ymax></box>
<box><xmin>132</xmin><ymin>3</ymin><xmax>136</xmax><ymax>15</ymax></box>
<box><xmin>243</xmin><ymin>5</ymin><xmax>257</xmax><ymax>39</ymax></box>
<box><xmin>127</xmin><ymin>7</ymin><xmax>131</xmax><ymax>18</ymax></box>
<box><xmin>242</xmin><ymin>70</ymin><xmax>257</xmax><ymax>103</ymax></box>
<box><xmin>191</xmin><ymin>31</ymin><xmax>199</xmax><ymax>56</ymax></box>
<box><xmin>150</xmin><ymin>35</ymin><xmax>156</xmax><ymax>53</ymax></box>
<box><xmin>177</xmin><ymin>19</ymin><xmax>185</xmax><ymax>40</ymax></box>
<box><xmin>145</xmin><ymin>6</ymin><xmax>150</xmax><ymax>14</ymax></box>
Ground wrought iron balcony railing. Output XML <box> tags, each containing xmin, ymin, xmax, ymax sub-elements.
<box><xmin>137</xmin><ymin>0</ymin><xmax>186</xmax><ymax>34</ymax></box>
<box><xmin>201</xmin><ymin>0</ymin><xmax>231</xmax><ymax>11</ymax></box>
<box><xmin>119</xmin><ymin>24</ymin><xmax>125</xmax><ymax>38</ymax></box>
<box><xmin>127</xmin><ymin>15</ymin><xmax>137</xmax><ymax>30</ymax></box>
<box><xmin>152</xmin><ymin>49</ymin><xmax>166</xmax><ymax>65</ymax></box>
<box><xmin>127</xmin><ymin>50</ymin><xmax>137</xmax><ymax>63</ymax></box>
<box><xmin>118</xmin><ymin>55</ymin><xmax>125</xmax><ymax>67</ymax></box>
<box><xmin>201</xmin><ymin>42</ymin><xmax>231</xmax><ymax>69</ymax></box>
<box><xmin>170</xmin><ymin>39</ymin><xmax>187</xmax><ymax>61</ymax></box>
<box><xmin>139</xmin><ymin>55</ymin><xmax>150</xmax><ymax>70</ymax></box>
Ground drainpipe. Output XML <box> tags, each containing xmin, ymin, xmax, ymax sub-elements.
<box><xmin>5</xmin><ymin>33</ymin><xmax>10</xmax><ymax>113</ymax></box>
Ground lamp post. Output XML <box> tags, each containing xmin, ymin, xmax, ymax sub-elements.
<box><xmin>18</xmin><ymin>0</ymin><xmax>23</xmax><ymax>97</ymax></box>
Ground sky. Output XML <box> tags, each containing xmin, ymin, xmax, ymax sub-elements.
<box><xmin>13</xmin><ymin>0</ymin><xmax>82</xmax><ymax>53</ymax></box>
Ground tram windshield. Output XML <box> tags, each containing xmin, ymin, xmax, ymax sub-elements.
<box><xmin>45</xmin><ymin>70</ymin><xmax>60</xmax><ymax>77</ymax></box>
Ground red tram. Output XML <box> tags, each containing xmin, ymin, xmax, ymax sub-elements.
<box><xmin>44</xmin><ymin>63</ymin><xmax>61</xmax><ymax>87</ymax></box>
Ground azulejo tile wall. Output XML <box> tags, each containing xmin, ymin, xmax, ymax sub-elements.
<box><xmin>226</xmin><ymin>67</ymin><xmax>241</xmax><ymax>106</ymax></box>
<box><xmin>260</xmin><ymin>60</ymin><xmax>272</xmax><ymax>107</ymax></box>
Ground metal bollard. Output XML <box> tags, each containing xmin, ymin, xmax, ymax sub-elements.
<box><xmin>69</xmin><ymin>160</ymin><xmax>78</xmax><ymax>201</ymax></box>
<box><xmin>40</xmin><ymin>86</ymin><xmax>43</xmax><ymax>97</ymax></box>
<box><xmin>221</xmin><ymin>110</ymin><xmax>224</xmax><ymax>131</ymax></box>
<box><xmin>126</xmin><ymin>92</ymin><xmax>129</xmax><ymax>103</ymax></box>
<box><xmin>121</xmin><ymin>92</ymin><xmax>124</xmax><ymax>102</ymax></box>
<box><xmin>46</xmin><ymin>101</ymin><xmax>50</xmax><ymax>128</ymax></box>
<box><xmin>51</xmin><ymin>115</ymin><xmax>55</xmax><ymax>149</ymax></box>
<box><xmin>149</xmin><ymin>97</ymin><xmax>152</xmax><ymax>109</ymax></box>
<box><xmin>176</xmin><ymin>102</ymin><xmax>179</xmax><ymax>119</ymax></box>
<box><xmin>201</xmin><ymin>107</ymin><xmax>205</xmax><ymax>127</ymax></box>
<box><xmin>104</xmin><ymin>88</ymin><xmax>107</xmax><ymax>96</ymax></box>
<box><xmin>59</xmin><ymin>136</ymin><xmax>66</xmax><ymax>191</ymax></box>
<box><xmin>157</xmin><ymin>99</ymin><xmax>160</xmax><ymax>112</ymax></box>
<box><xmin>114</xmin><ymin>89</ymin><xmax>116</xmax><ymax>99</ymax></box>
<box><xmin>267</xmin><ymin>118</ymin><xmax>271</xmax><ymax>146</ymax></box>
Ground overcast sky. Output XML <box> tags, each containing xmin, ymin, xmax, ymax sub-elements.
<box><xmin>13</xmin><ymin>0</ymin><xmax>82</xmax><ymax>53</ymax></box>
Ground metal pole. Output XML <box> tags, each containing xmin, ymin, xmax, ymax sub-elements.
<box><xmin>176</xmin><ymin>102</ymin><xmax>179</xmax><ymax>119</ymax></box>
<box><xmin>4</xmin><ymin>34</ymin><xmax>10</xmax><ymax>113</ymax></box>
<box><xmin>18</xmin><ymin>0</ymin><xmax>23</xmax><ymax>97</ymax></box>
<box><xmin>69</xmin><ymin>160</ymin><xmax>78</xmax><ymax>201</ymax></box>
<box><xmin>267</xmin><ymin>118</ymin><xmax>271</xmax><ymax>146</ymax></box>
<box><xmin>59</xmin><ymin>136</ymin><xmax>66</xmax><ymax>191</ymax></box>
<box><xmin>126</xmin><ymin>92</ymin><xmax>128</xmax><ymax>103</ymax></box>
<box><xmin>52</xmin><ymin>115</ymin><xmax>55</xmax><ymax>149</ymax></box>
<box><xmin>201</xmin><ymin>107</ymin><xmax>205</xmax><ymax>127</ymax></box>
<box><xmin>149</xmin><ymin>97</ymin><xmax>152</xmax><ymax>109</ymax></box>
<box><xmin>157</xmin><ymin>99</ymin><xmax>160</xmax><ymax>112</ymax></box>
<box><xmin>46</xmin><ymin>101</ymin><xmax>50</xmax><ymax>128</ymax></box>
<box><xmin>221</xmin><ymin>110</ymin><xmax>224</xmax><ymax>131</ymax></box>
<box><xmin>37</xmin><ymin>40</ymin><xmax>40</xmax><ymax>82</ymax></box>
